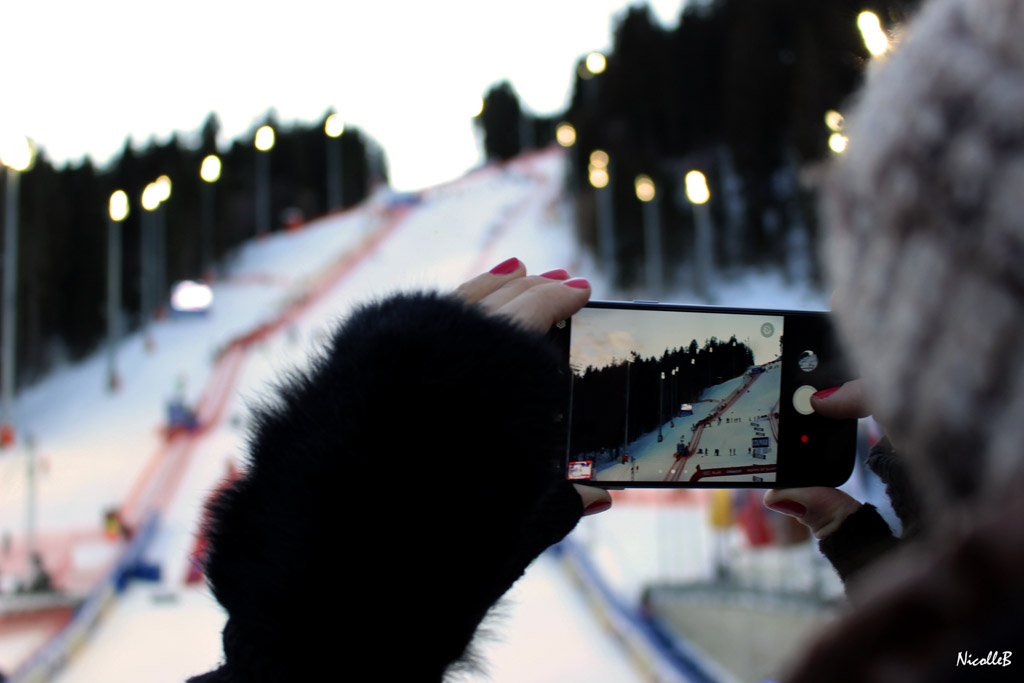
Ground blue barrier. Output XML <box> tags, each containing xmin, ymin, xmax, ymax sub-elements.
<box><xmin>557</xmin><ymin>538</ymin><xmax>722</xmax><ymax>683</ymax></box>
<box><xmin>14</xmin><ymin>517</ymin><xmax>718</xmax><ymax>682</ymax></box>
<box><xmin>11</xmin><ymin>512</ymin><xmax>161</xmax><ymax>683</ymax></box>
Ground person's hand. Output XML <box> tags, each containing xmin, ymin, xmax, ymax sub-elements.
<box><xmin>764</xmin><ymin>487</ymin><xmax>863</xmax><ymax>539</ymax></box>
<box><xmin>456</xmin><ymin>257</ymin><xmax>611</xmax><ymax>517</ymax></box>
<box><xmin>455</xmin><ymin>257</ymin><xmax>592</xmax><ymax>334</ymax></box>
<box><xmin>808</xmin><ymin>378</ymin><xmax>872</xmax><ymax>420</ymax></box>
<box><xmin>763</xmin><ymin>379</ymin><xmax>871</xmax><ymax>538</ymax></box>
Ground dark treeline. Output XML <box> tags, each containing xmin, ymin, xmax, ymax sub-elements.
<box><xmin>570</xmin><ymin>335</ymin><xmax>755</xmax><ymax>458</ymax></box>
<box><xmin>478</xmin><ymin>0</ymin><xmax>922</xmax><ymax>289</ymax></box>
<box><xmin>1</xmin><ymin>110</ymin><xmax>384</xmax><ymax>387</ymax></box>
<box><xmin>475</xmin><ymin>80</ymin><xmax>561</xmax><ymax>161</ymax></box>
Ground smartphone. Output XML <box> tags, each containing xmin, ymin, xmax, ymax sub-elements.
<box><xmin>550</xmin><ymin>301</ymin><xmax>857</xmax><ymax>488</ymax></box>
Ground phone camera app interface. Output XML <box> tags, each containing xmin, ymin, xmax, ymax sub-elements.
<box><xmin>798</xmin><ymin>350</ymin><xmax>819</xmax><ymax>372</ymax></box>
<box><xmin>567</xmin><ymin>307</ymin><xmax>784</xmax><ymax>484</ymax></box>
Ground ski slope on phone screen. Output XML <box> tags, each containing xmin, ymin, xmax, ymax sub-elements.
<box><xmin>589</xmin><ymin>360</ymin><xmax>781</xmax><ymax>485</ymax></box>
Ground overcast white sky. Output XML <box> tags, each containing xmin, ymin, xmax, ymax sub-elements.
<box><xmin>3</xmin><ymin>0</ymin><xmax>686</xmax><ymax>190</ymax></box>
<box><xmin>571</xmin><ymin>307</ymin><xmax>784</xmax><ymax>372</ymax></box>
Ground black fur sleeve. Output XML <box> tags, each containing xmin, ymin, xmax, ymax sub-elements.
<box><xmin>190</xmin><ymin>292</ymin><xmax>583</xmax><ymax>682</ymax></box>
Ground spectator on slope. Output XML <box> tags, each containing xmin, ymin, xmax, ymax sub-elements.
<box><xmin>24</xmin><ymin>553</ymin><xmax>53</xmax><ymax>594</ymax></box>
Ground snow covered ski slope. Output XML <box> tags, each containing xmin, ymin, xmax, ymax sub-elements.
<box><xmin>2</xmin><ymin>146</ymin><xmax>834</xmax><ymax>683</ymax></box>
<box><xmin>594</xmin><ymin>361</ymin><xmax>782</xmax><ymax>485</ymax></box>
<box><xmin>4</xmin><ymin>148</ymin><xmax>650</xmax><ymax>682</ymax></box>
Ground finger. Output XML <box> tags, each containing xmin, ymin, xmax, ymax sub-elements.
<box><xmin>495</xmin><ymin>278</ymin><xmax>591</xmax><ymax>333</ymax></box>
<box><xmin>763</xmin><ymin>487</ymin><xmax>863</xmax><ymax>539</ymax></box>
<box><xmin>476</xmin><ymin>270</ymin><xmax>573</xmax><ymax>314</ymax></box>
<box><xmin>477</xmin><ymin>274</ymin><xmax>556</xmax><ymax>314</ymax></box>
<box><xmin>574</xmin><ymin>484</ymin><xmax>612</xmax><ymax>516</ymax></box>
<box><xmin>809</xmin><ymin>379</ymin><xmax>872</xmax><ymax>419</ymax></box>
<box><xmin>454</xmin><ymin>257</ymin><xmax>526</xmax><ymax>305</ymax></box>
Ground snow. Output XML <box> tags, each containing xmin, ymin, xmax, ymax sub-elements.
<box><xmin>594</xmin><ymin>362</ymin><xmax>782</xmax><ymax>484</ymax></box>
<box><xmin>0</xmin><ymin>147</ymin><xmax>836</xmax><ymax>682</ymax></box>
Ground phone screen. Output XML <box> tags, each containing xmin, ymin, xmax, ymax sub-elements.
<box><xmin>557</xmin><ymin>302</ymin><xmax>854</xmax><ymax>487</ymax></box>
<box><xmin>569</xmin><ymin>305</ymin><xmax>782</xmax><ymax>485</ymax></box>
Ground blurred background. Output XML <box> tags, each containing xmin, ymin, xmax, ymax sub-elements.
<box><xmin>0</xmin><ymin>0</ymin><xmax>916</xmax><ymax>681</ymax></box>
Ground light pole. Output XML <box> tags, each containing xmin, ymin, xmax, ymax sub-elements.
<box><xmin>107</xmin><ymin>190</ymin><xmax>128</xmax><ymax>391</ymax></box>
<box><xmin>636</xmin><ymin>174</ymin><xmax>662</xmax><ymax>295</ymax></box>
<box><xmin>519</xmin><ymin>102</ymin><xmax>534</xmax><ymax>153</ymax></box>
<box><xmin>685</xmin><ymin>170</ymin><xmax>712</xmax><ymax>299</ymax></box>
<box><xmin>0</xmin><ymin>134</ymin><xmax>33</xmax><ymax>448</ymax></box>
<box><xmin>590</xmin><ymin>150</ymin><xmax>616</xmax><ymax>284</ymax></box>
<box><xmin>580</xmin><ymin>52</ymin><xmax>607</xmax><ymax>108</ymax></box>
<box><xmin>658</xmin><ymin>371</ymin><xmax>665</xmax><ymax>442</ymax></box>
<box><xmin>139</xmin><ymin>180</ymin><xmax>164</xmax><ymax>346</ymax></box>
<box><xmin>566</xmin><ymin>370</ymin><xmax>576</xmax><ymax>464</ymax></box>
<box><xmin>670</xmin><ymin>367</ymin><xmax>678</xmax><ymax>427</ymax></box>
<box><xmin>153</xmin><ymin>175</ymin><xmax>171</xmax><ymax>316</ymax></box>
<box><xmin>255</xmin><ymin>125</ymin><xmax>274</xmax><ymax>236</ymax></box>
<box><xmin>200</xmin><ymin>154</ymin><xmax>221</xmax><ymax>278</ymax></box>
<box><xmin>556</xmin><ymin>123</ymin><xmax>578</xmax><ymax>229</ymax></box>
<box><xmin>325</xmin><ymin>114</ymin><xmax>344</xmax><ymax>211</ymax></box>
<box><xmin>708</xmin><ymin>345</ymin><xmax>714</xmax><ymax>386</ymax></box>
<box><xmin>623</xmin><ymin>355</ymin><xmax>633</xmax><ymax>476</ymax></box>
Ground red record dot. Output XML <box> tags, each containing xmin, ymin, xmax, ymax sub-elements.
<box><xmin>801</xmin><ymin>434</ymin><xmax>809</xmax><ymax>443</ymax></box>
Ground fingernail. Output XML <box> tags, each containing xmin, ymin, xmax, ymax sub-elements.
<box><xmin>812</xmin><ymin>387</ymin><xmax>840</xmax><ymax>400</ymax></box>
<box><xmin>564</xmin><ymin>278</ymin><xmax>590</xmax><ymax>289</ymax></box>
<box><xmin>766</xmin><ymin>500</ymin><xmax>807</xmax><ymax>518</ymax></box>
<box><xmin>540</xmin><ymin>269</ymin><xmax>569</xmax><ymax>280</ymax></box>
<box><xmin>490</xmin><ymin>257</ymin><xmax>520</xmax><ymax>275</ymax></box>
<box><xmin>584</xmin><ymin>499</ymin><xmax>612</xmax><ymax>516</ymax></box>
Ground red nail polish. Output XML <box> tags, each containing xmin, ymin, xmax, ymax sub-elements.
<box><xmin>564</xmin><ymin>278</ymin><xmax>590</xmax><ymax>289</ymax></box>
<box><xmin>584</xmin><ymin>500</ymin><xmax>612</xmax><ymax>516</ymax></box>
<box><xmin>540</xmin><ymin>269</ymin><xmax>569</xmax><ymax>280</ymax></box>
<box><xmin>812</xmin><ymin>387</ymin><xmax>840</xmax><ymax>400</ymax></box>
<box><xmin>490</xmin><ymin>257</ymin><xmax>520</xmax><ymax>275</ymax></box>
<box><xmin>767</xmin><ymin>500</ymin><xmax>807</xmax><ymax>517</ymax></box>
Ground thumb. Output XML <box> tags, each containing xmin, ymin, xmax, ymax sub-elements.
<box><xmin>763</xmin><ymin>487</ymin><xmax>862</xmax><ymax>539</ymax></box>
<box><xmin>809</xmin><ymin>379</ymin><xmax>872</xmax><ymax>419</ymax></box>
